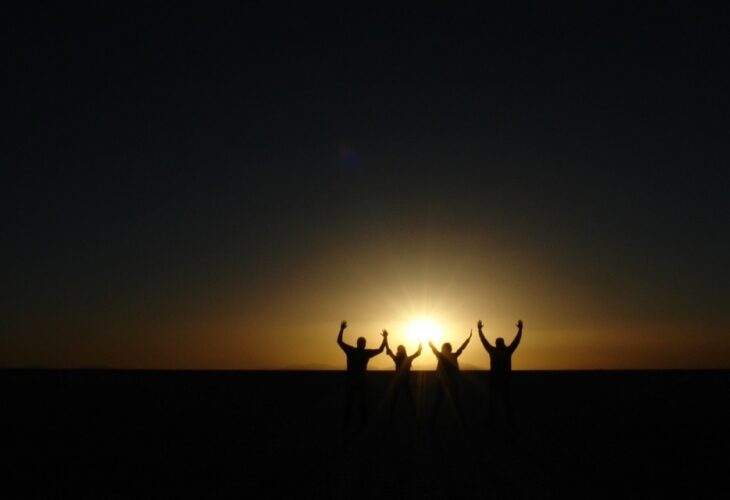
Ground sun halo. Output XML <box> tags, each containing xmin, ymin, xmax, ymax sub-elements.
<box><xmin>405</xmin><ymin>317</ymin><xmax>443</xmax><ymax>348</ymax></box>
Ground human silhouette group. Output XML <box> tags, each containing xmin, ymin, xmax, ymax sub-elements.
<box><xmin>336</xmin><ymin>319</ymin><xmax>523</xmax><ymax>429</ymax></box>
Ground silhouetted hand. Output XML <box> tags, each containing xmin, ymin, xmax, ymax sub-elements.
<box><xmin>477</xmin><ymin>320</ymin><xmax>483</xmax><ymax>330</ymax></box>
<box><xmin>517</xmin><ymin>320</ymin><xmax>523</xmax><ymax>330</ymax></box>
<box><xmin>468</xmin><ymin>329</ymin><xmax>473</xmax><ymax>339</ymax></box>
<box><xmin>341</xmin><ymin>320</ymin><xmax>348</xmax><ymax>330</ymax></box>
<box><xmin>381</xmin><ymin>329</ymin><xmax>388</xmax><ymax>338</ymax></box>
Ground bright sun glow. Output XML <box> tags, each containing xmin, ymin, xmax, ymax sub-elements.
<box><xmin>406</xmin><ymin>317</ymin><xmax>443</xmax><ymax>347</ymax></box>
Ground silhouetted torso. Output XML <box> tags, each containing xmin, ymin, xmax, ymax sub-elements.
<box><xmin>487</xmin><ymin>347</ymin><xmax>513</xmax><ymax>381</ymax></box>
<box><xmin>480</xmin><ymin>326</ymin><xmax>521</xmax><ymax>386</ymax></box>
<box><xmin>342</xmin><ymin>346</ymin><xmax>380</xmax><ymax>379</ymax></box>
<box><xmin>434</xmin><ymin>351</ymin><xmax>460</xmax><ymax>381</ymax></box>
<box><xmin>386</xmin><ymin>344</ymin><xmax>421</xmax><ymax>383</ymax></box>
<box><xmin>390</xmin><ymin>353</ymin><xmax>417</xmax><ymax>389</ymax></box>
<box><xmin>393</xmin><ymin>353</ymin><xmax>415</xmax><ymax>373</ymax></box>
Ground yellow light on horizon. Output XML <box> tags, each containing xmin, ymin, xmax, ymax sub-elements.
<box><xmin>405</xmin><ymin>317</ymin><xmax>443</xmax><ymax>347</ymax></box>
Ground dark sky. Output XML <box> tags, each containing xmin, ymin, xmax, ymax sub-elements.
<box><xmin>3</xmin><ymin>3</ymin><xmax>729</xmax><ymax>369</ymax></box>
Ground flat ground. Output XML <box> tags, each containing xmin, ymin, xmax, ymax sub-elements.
<box><xmin>3</xmin><ymin>370</ymin><xmax>728</xmax><ymax>499</ymax></box>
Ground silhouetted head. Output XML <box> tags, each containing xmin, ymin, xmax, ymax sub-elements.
<box><xmin>356</xmin><ymin>337</ymin><xmax>366</xmax><ymax>349</ymax></box>
<box><xmin>397</xmin><ymin>345</ymin><xmax>406</xmax><ymax>356</ymax></box>
<box><xmin>496</xmin><ymin>337</ymin><xmax>506</xmax><ymax>348</ymax></box>
<box><xmin>441</xmin><ymin>342</ymin><xmax>452</xmax><ymax>354</ymax></box>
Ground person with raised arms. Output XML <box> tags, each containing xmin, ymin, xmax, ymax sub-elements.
<box><xmin>384</xmin><ymin>333</ymin><xmax>422</xmax><ymax>421</ymax></box>
<box><xmin>478</xmin><ymin>319</ymin><xmax>523</xmax><ymax>426</ymax></box>
<box><xmin>337</xmin><ymin>320</ymin><xmax>387</xmax><ymax>428</ymax></box>
<box><xmin>429</xmin><ymin>329</ymin><xmax>472</xmax><ymax>426</ymax></box>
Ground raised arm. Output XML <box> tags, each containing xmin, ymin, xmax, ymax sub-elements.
<box><xmin>367</xmin><ymin>329</ymin><xmax>388</xmax><ymax>357</ymax></box>
<box><xmin>455</xmin><ymin>329</ymin><xmax>473</xmax><ymax>357</ymax></box>
<box><xmin>337</xmin><ymin>320</ymin><xmax>350</xmax><ymax>352</ymax></box>
<box><xmin>429</xmin><ymin>341</ymin><xmax>440</xmax><ymax>358</ymax></box>
<box><xmin>408</xmin><ymin>343</ymin><xmax>423</xmax><ymax>361</ymax></box>
<box><xmin>385</xmin><ymin>335</ymin><xmax>397</xmax><ymax>362</ymax></box>
<box><xmin>378</xmin><ymin>329</ymin><xmax>388</xmax><ymax>352</ymax></box>
<box><xmin>478</xmin><ymin>320</ymin><xmax>494</xmax><ymax>353</ymax></box>
<box><xmin>508</xmin><ymin>320</ymin><xmax>523</xmax><ymax>353</ymax></box>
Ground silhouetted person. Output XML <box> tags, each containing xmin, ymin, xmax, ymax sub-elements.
<box><xmin>429</xmin><ymin>330</ymin><xmax>472</xmax><ymax>425</ymax></box>
<box><xmin>384</xmin><ymin>335</ymin><xmax>422</xmax><ymax>421</ymax></box>
<box><xmin>337</xmin><ymin>320</ymin><xmax>387</xmax><ymax>428</ymax></box>
<box><xmin>478</xmin><ymin>319</ymin><xmax>523</xmax><ymax>425</ymax></box>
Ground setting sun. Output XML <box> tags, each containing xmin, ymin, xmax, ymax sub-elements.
<box><xmin>406</xmin><ymin>318</ymin><xmax>443</xmax><ymax>347</ymax></box>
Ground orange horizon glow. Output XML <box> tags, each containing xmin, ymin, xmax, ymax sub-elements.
<box><xmin>2</xmin><ymin>231</ymin><xmax>729</xmax><ymax>371</ymax></box>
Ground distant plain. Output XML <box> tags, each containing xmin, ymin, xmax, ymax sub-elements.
<box><xmin>4</xmin><ymin>370</ymin><xmax>728</xmax><ymax>499</ymax></box>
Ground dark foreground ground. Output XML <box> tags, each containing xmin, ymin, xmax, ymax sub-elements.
<box><xmin>3</xmin><ymin>370</ymin><xmax>728</xmax><ymax>499</ymax></box>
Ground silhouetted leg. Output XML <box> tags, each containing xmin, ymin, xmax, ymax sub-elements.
<box><xmin>450</xmin><ymin>381</ymin><xmax>465</xmax><ymax>426</ymax></box>
<box><xmin>432</xmin><ymin>385</ymin><xmax>444</xmax><ymax>428</ymax></box>
<box><xmin>405</xmin><ymin>383</ymin><xmax>416</xmax><ymax>416</ymax></box>
<box><xmin>344</xmin><ymin>377</ymin><xmax>367</xmax><ymax>429</ymax></box>
<box><xmin>357</xmin><ymin>381</ymin><xmax>368</xmax><ymax>428</ymax></box>
<box><xmin>487</xmin><ymin>382</ymin><xmax>497</xmax><ymax>425</ymax></box>
<box><xmin>504</xmin><ymin>384</ymin><xmax>514</xmax><ymax>426</ymax></box>
<box><xmin>344</xmin><ymin>382</ymin><xmax>355</xmax><ymax>427</ymax></box>
<box><xmin>388</xmin><ymin>383</ymin><xmax>398</xmax><ymax>424</ymax></box>
<box><xmin>391</xmin><ymin>373</ymin><xmax>408</xmax><ymax>422</ymax></box>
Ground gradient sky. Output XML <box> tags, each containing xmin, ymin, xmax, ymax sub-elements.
<box><xmin>4</xmin><ymin>4</ymin><xmax>729</xmax><ymax>369</ymax></box>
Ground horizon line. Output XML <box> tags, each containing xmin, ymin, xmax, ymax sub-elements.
<box><xmin>1</xmin><ymin>367</ymin><xmax>728</xmax><ymax>372</ymax></box>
